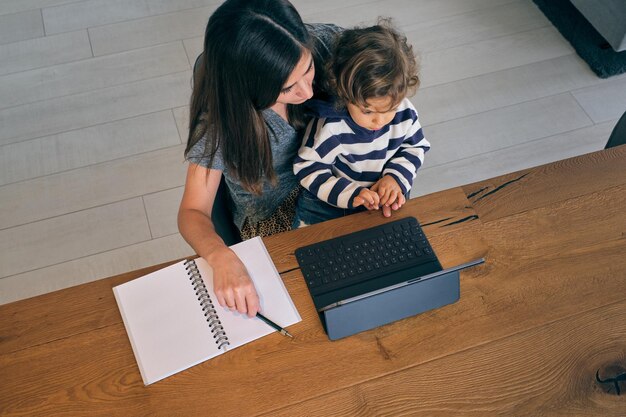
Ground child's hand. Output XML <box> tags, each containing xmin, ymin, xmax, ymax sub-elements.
<box><xmin>352</xmin><ymin>188</ymin><xmax>380</xmax><ymax>210</ymax></box>
<box><xmin>371</xmin><ymin>175</ymin><xmax>406</xmax><ymax>217</ymax></box>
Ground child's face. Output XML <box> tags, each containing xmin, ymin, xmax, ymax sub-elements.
<box><xmin>346</xmin><ymin>96</ymin><xmax>398</xmax><ymax>131</ymax></box>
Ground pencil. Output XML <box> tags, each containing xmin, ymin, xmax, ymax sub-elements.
<box><xmin>256</xmin><ymin>312</ymin><xmax>293</xmax><ymax>338</ymax></box>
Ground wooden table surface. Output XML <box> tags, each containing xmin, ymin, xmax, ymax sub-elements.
<box><xmin>1</xmin><ymin>146</ymin><xmax>625</xmax><ymax>416</ymax></box>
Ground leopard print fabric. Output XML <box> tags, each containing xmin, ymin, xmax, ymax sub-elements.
<box><xmin>239</xmin><ymin>186</ymin><xmax>301</xmax><ymax>240</ymax></box>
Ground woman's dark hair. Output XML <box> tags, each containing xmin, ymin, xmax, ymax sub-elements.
<box><xmin>327</xmin><ymin>18</ymin><xmax>420</xmax><ymax>111</ymax></box>
<box><xmin>185</xmin><ymin>0</ymin><xmax>314</xmax><ymax>194</ymax></box>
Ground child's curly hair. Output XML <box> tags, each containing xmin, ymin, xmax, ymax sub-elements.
<box><xmin>326</xmin><ymin>18</ymin><xmax>420</xmax><ymax>110</ymax></box>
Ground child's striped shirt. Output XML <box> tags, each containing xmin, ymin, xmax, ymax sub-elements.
<box><xmin>294</xmin><ymin>98</ymin><xmax>430</xmax><ymax>208</ymax></box>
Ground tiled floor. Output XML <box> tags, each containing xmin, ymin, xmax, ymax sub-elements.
<box><xmin>1</xmin><ymin>0</ymin><xmax>625</xmax><ymax>304</ymax></box>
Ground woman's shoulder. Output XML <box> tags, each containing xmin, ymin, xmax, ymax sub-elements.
<box><xmin>306</xmin><ymin>23</ymin><xmax>343</xmax><ymax>50</ymax></box>
<box><xmin>306</xmin><ymin>23</ymin><xmax>343</xmax><ymax>36</ymax></box>
<box><xmin>185</xmin><ymin>134</ymin><xmax>226</xmax><ymax>170</ymax></box>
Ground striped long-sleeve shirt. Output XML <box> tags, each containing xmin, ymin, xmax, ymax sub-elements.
<box><xmin>294</xmin><ymin>98</ymin><xmax>430</xmax><ymax>209</ymax></box>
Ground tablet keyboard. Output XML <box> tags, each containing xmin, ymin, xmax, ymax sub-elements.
<box><xmin>295</xmin><ymin>217</ymin><xmax>438</xmax><ymax>295</ymax></box>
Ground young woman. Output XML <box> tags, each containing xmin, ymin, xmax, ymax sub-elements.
<box><xmin>178</xmin><ymin>0</ymin><xmax>341</xmax><ymax>317</ymax></box>
<box><xmin>178</xmin><ymin>0</ymin><xmax>403</xmax><ymax>317</ymax></box>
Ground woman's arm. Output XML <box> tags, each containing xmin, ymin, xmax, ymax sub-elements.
<box><xmin>178</xmin><ymin>163</ymin><xmax>260</xmax><ymax>317</ymax></box>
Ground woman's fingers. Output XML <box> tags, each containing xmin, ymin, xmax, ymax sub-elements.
<box><xmin>234</xmin><ymin>290</ymin><xmax>248</xmax><ymax>314</ymax></box>
<box><xmin>220</xmin><ymin>291</ymin><xmax>236</xmax><ymax>310</ymax></box>
<box><xmin>216</xmin><ymin>293</ymin><xmax>228</xmax><ymax>309</ymax></box>
<box><xmin>245</xmin><ymin>292</ymin><xmax>260</xmax><ymax>317</ymax></box>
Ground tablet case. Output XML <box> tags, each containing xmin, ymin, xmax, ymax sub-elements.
<box><xmin>319</xmin><ymin>269</ymin><xmax>460</xmax><ymax>340</ymax></box>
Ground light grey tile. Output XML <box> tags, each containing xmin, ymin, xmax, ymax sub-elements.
<box><xmin>411</xmin><ymin>120</ymin><xmax>616</xmax><ymax>197</ymax></box>
<box><xmin>0</xmin><ymin>42</ymin><xmax>190</xmax><ymax>109</ymax></box>
<box><xmin>0</xmin><ymin>70</ymin><xmax>192</xmax><ymax>145</ymax></box>
<box><xmin>90</xmin><ymin>0</ymin><xmax>510</xmax><ymax>57</ymax></box>
<box><xmin>88</xmin><ymin>6</ymin><xmax>217</xmax><ymax>56</ymax></box>
<box><xmin>173</xmin><ymin>106</ymin><xmax>189</xmax><ymax>144</ymax></box>
<box><xmin>3</xmin><ymin>0</ymin><xmax>624</xmax><ymax>305</ymax></box>
<box><xmin>294</xmin><ymin>0</ymin><xmax>378</xmax><ymax>19</ymax></box>
<box><xmin>572</xmin><ymin>77</ymin><xmax>626</xmax><ymax>123</ymax></box>
<box><xmin>0</xmin><ymin>145</ymin><xmax>187</xmax><ymax>230</ymax></box>
<box><xmin>43</xmin><ymin>0</ymin><xmax>220</xmax><ymax>34</ymax></box>
<box><xmin>414</xmin><ymin>54</ymin><xmax>607</xmax><ymax>127</ymax></box>
<box><xmin>0</xmin><ymin>0</ymin><xmax>76</xmax><ymax>16</ymax></box>
<box><xmin>420</xmin><ymin>27</ymin><xmax>573</xmax><ymax>88</ymax></box>
<box><xmin>0</xmin><ymin>9</ymin><xmax>44</xmax><ymax>45</ymax></box>
<box><xmin>404</xmin><ymin>0</ymin><xmax>549</xmax><ymax>53</ymax></box>
<box><xmin>303</xmin><ymin>0</ymin><xmax>513</xmax><ymax>30</ymax></box>
<box><xmin>0</xmin><ymin>233</ymin><xmax>193</xmax><ymax>305</ymax></box>
<box><xmin>0</xmin><ymin>30</ymin><xmax>92</xmax><ymax>76</ymax></box>
<box><xmin>0</xmin><ymin>198</ymin><xmax>151</xmax><ymax>278</ymax></box>
<box><xmin>143</xmin><ymin>187</ymin><xmax>184</xmax><ymax>238</ymax></box>
<box><xmin>423</xmin><ymin>93</ymin><xmax>594</xmax><ymax>167</ymax></box>
<box><xmin>0</xmin><ymin>111</ymin><xmax>180</xmax><ymax>186</ymax></box>
<box><xmin>183</xmin><ymin>36</ymin><xmax>203</xmax><ymax>66</ymax></box>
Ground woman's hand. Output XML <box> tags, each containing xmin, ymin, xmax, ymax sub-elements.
<box><xmin>371</xmin><ymin>175</ymin><xmax>406</xmax><ymax>217</ymax></box>
<box><xmin>207</xmin><ymin>247</ymin><xmax>260</xmax><ymax>317</ymax></box>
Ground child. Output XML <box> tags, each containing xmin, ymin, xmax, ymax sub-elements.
<box><xmin>293</xmin><ymin>20</ymin><xmax>430</xmax><ymax>227</ymax></box>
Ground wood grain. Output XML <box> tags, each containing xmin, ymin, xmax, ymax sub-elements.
<box><xmin>463</xmin><ymin>145</ymin><xmax>626</xmax><ymax>223</ymax></box>
<box><xmin>1</xmin><ymin>152</ymin><xmax>625</xmax><ymax>416</ymax></box>
<box><xmin>3</xmin><ymin>183</ymin><xmax>624</xmax><ymax>416</ymax></box>
<box><xmin>267</xmin><ymin>300</ymin><xmax>626</xmax><ymax>417</ymax></box>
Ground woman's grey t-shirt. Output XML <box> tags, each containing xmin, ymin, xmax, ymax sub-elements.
<box><xmin>186</xmin><ymin>23</ymin><xmax>341</xmax><ymax>230</ymax></box>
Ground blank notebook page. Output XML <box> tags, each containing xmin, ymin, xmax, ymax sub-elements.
<box><xmin>113</xmin><ymin>237</ymin><xmax>301</xmax><ymax>385</ymax></box>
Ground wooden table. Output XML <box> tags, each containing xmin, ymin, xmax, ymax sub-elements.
<box><xmin>2</xmin><ymin>146</ymin><xmax>625</xmax><ymax>416</ymax></box>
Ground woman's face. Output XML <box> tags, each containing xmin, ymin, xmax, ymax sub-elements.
<box><xmin>275</xmin><ymin>50</ymin><xmax>315</xmax><ymax>105</ymax></box>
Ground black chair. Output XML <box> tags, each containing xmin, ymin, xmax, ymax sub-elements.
<box><xmin>212</xmin><ymin>176</ymin><xmax>242</xmax><ymax>246</ymax></box>
<box><xmin>192</xmin><ymin>54</ymin><xmax>242</xmax><ymax>246</ymax></box>
<box><xmin>605</xmin><ymin>110</ymin><xmax>626</xmax><ymax>149</ymax></box>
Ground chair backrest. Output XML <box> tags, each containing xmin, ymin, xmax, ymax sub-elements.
<box><xmin>193</xmin><ymin>53</ymin><xmax>242</xmax><ymax>246</ymax></box>
<box><xmin>212</xmin><ymin>176</ymin><xmax>242</xmax><ymax>246</ymax></box>
<box><xmin>605</xmin><ymin>110</ymin><xmax>626</xmax><ymax>149</ymax></box>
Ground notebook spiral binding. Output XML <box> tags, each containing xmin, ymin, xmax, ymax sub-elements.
<box><xmin>185</xmin><ymin>259</ymin><xmax>230</xmax><ymax>350</ymax></box>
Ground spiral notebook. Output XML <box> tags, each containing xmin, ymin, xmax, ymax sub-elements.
<box><xmin>113</xmin><ymin>237</ymin><xmax>301</xmax><ymax>385</ymax></box>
